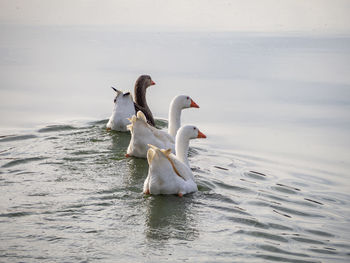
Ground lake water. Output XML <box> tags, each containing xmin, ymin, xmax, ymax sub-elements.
<box><xmin>1</xmin><ymin>25</ymin><xmax>350</xmax><ymax>262</ymax></box>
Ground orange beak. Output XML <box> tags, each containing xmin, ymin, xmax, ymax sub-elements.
<box><xmin>197</xmin><ymin>130</ymin><xmax>206</xmax><ymax>138</ymax></box>
<box><xmin>150</xmin><ymin>80</ymin><xmax>156</xmax><ymax>85</ymax></box>
<box><xmin>190</xmin><ymin>99</ymin><xmax>199</xmax><ymax>108</ymax></box>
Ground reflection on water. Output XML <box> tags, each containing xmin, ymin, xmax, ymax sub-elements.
<box><xmin>109</xmin><ymin>130</ymin><xmax>131</xmax><ymax>159</ymax></box>
<box><xmin>144</xmin><ymin>195</ymin><xmax>198</xmax><ymax>242</ymax></box>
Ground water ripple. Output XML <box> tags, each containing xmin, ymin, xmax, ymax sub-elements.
<box><xmin>236</xmin><ymin>230</ymin><xmax>289</xmax><ymax>242</ymax></box>
<box><xmin>292</xmin><ymin>237</ymin><xmax>325</xmax><ymax>245</ymax></box>
<box><xmin>212</xmin><ymin>179</ymin><xmax>255</xmax><ymax>194</ymax></box>
<box><xmin>1</xmin><ymin>157</ymin><xmax>47</xmax><ymax>168</ymax></box>
<box><xmin>259</xmin><ymin>244</ymin><xmax>310</xmax><ymax>258</ymax></box>
<box><xmin>0</xmin><ymin>211</ymin><xmax>33</xmax><ymax>218</ymax></box>
<box><xmin>227</xmin><ymin>216</ymin><xmax>268</xmax><ymax>229</ymax></box>
<box><xmin>256</xmin><ymin>254</ymin><xmax>320</xmax><ymax>263</ymax></box>
<box><xmin>38</xmin><ymin>125</ymin><xmax>77</xmax><ymax>133</ymax></box>
<box><xmin>0</xmin><ymin>134</ymin><xmax>37</xmax><ymax>143</ymax></box>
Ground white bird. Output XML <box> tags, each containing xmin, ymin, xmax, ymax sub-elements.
<box><xmin>143</xmin><ymin>125</ymin><xmax>206</xmax><ymax>197</ymax></box>
<box><xmin>126</xmin><ymin>95</ymin><xmax>199</xmax><ymax>158</ymax></box>
<box><xmin>106</xmin><ymin>75</ymin><xmax>156</xmax><ymax>131</ymax></box>
<box><xmin>106</xmin><ymin>88</ymin><xmax>135</xmax><ymax>132</ymax></box>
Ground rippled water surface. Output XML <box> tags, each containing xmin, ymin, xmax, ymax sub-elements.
<box><xmin>1</xmin><ymin>119</ymin><xmax>349</xmax><ymax>262</ymax></box>
<box><xmin>1</xmin><ymin>26</ymin><xmax>350</xmax><ymax>262</ymax></box>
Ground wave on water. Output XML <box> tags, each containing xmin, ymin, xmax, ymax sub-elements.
<box><xmin>37</xmin><ymin>125</ymin><xmax>78</xmax><ymax>133</ymax></box>
<box><xmin>0</xmin><ymin>134</ymin><xmax>38</xmax><ymax>143</ymax></box>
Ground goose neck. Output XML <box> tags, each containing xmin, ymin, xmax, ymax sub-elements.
<box><xmin>175</xmin><ymin>132</ymin><xmax>190</xmax><ymax>166</ymax></box>
<box><xmin>168</xmin><ymin>102</ymin><xmax>182</xmax><ymax>137</ymax></box>
<box><xmin>134</xmin><ymin>84</ymin><xmax>147</xmax><ymax>107</ymax></box>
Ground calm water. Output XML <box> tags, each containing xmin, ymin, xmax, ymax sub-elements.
<box><xmin>1</xmin><ymin>26</ymin><xmax>350</xmax><ymax>262</ymax></box>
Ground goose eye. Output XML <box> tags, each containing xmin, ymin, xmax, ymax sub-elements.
<box><xmin>187</xmin><ymin>96</ymin><xmax>189</xmax><ymax>100</ymax></box>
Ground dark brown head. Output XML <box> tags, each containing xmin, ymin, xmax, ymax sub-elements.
<box><xmin>135</xmin><ymin>75</ymin><xmax>155</xmax><ymax>92</ymax></box>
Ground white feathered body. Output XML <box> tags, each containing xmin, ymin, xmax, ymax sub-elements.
<box><xmin>107</xmin><ymin>93</ymin><xmax>135</xmax><ymax>132</ymax></box>
<box><xmin>127</xmin><ymin>111</ymin><xmax>175</xmax><ymax>158</ymax></box>
<box><xmin>143</xmin><ymin>145</ymin><xmax>197</xmax><ymax>196</ymax></box>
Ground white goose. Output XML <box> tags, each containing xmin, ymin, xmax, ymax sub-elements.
<box><xmin>143</xmin><ymin>125</ymin><xmax>206</xmax><ymax>196</ymax></box>
<box><xmin>106</xmin><ymin>88</ymin><xmax>135</xmax><ymax>132</ymax></box>
<box><xmin>126</xmin><ymin>95</ymin><xmax>199</xmax><ymax>158</ymax></box>
<box><xmin>107</xmin><ymin>75</ymin><xmax>156</xmax><ymax>131</ymax></box>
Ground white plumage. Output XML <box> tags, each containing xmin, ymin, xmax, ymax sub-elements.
<box><xmin>106</xmin><ymin>88</ymin><xmax>135</xmax><ymax>132</ymax></box>
<box><xmin>126</xmin><ymin>95</ymin><xmax>199</xmax><ymax>158</ymax></box>
<box><xmin>143</xmin><ymin>125</ymin><xmax>206</xmax><ymax>196</ymax></box>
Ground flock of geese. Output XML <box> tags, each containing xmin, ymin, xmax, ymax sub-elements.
<box><xmin>106</xmin><ymin>75</ymin><xmax>206</xmax><ymax>197</ymax></box>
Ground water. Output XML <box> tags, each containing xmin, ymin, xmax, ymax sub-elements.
<box><xmin>1</xmin><ymin>26</ymin><xmax>350</xmax><ymax>262</ymax></box>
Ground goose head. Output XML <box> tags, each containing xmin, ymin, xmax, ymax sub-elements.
<box><xmin>176</xmin><ymin>125</ymin><xmax>207</xmax><ymax>142</ymax></box>
<box><xmin>111</xmin><ymin>87</ymin><xmax>133</xmax><ymax>105</ymax></box>
<box><xmin>171</xmin><ymin>95</ymin><xmax>200</xmax><ymax>110</ymax></box>
<box><xmin>175</xmin><ymin>125</ymin><xmax>206</xmax><ymax>165</ymax></box>
<box><xmin>168</xmin><ymin>95</ymin><xmax>200</xmax><ymax>137</ymax></box>
<box><xmin>134</xmin><ymin>75</ymin><xmax>156</xmax><ymax>93</ymax></box>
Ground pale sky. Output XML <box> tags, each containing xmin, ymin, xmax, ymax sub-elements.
<box><xmin>0</xmin><ymin>0</ymin><xmax>349</xmax><ymax>33</ymax></box>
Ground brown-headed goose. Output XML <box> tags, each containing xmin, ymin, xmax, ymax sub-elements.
<box><xmin>106</xmin><ymin>75</ymin><xmax>156</xmax><ymax>131</ymax></box>
<box><xmin>133</xmin><ymin>75</ymin><xmax>156</xmax><ymax>127</ymax></box>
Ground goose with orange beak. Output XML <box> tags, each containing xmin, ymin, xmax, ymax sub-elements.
<box><xmin>126</xmin><ymin>95</ymin><xmax>200</xmax><ymax>158</ymax></box>
<box><xmin>143</xmin><ymin>125</ymin><xmax>206</xmax><ymax>196</ymax></box>
<box><xmin>133</xmin><ymin>75</ymin><xmax>156</xmax><ymax>127</ymax></box>
<box><xmin>106</xmin><ymin>75</ymin><xmax>156</xmax><ymax>131</ymax></box>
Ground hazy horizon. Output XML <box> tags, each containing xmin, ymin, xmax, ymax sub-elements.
<box><xmin>1</xmin><ymin>0</ymin><xmax>350</xmax><ymax>34</ymax></box>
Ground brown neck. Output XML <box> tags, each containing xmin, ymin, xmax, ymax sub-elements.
<box><xmin>134</xmin><ymin>80</ymin><xmax>148</xmax><ymax>108</ymax></box>
<box><xmin>133</xmin><ymin>78</ymin><xmax>155</xmax><ymax>126</ymax></box>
